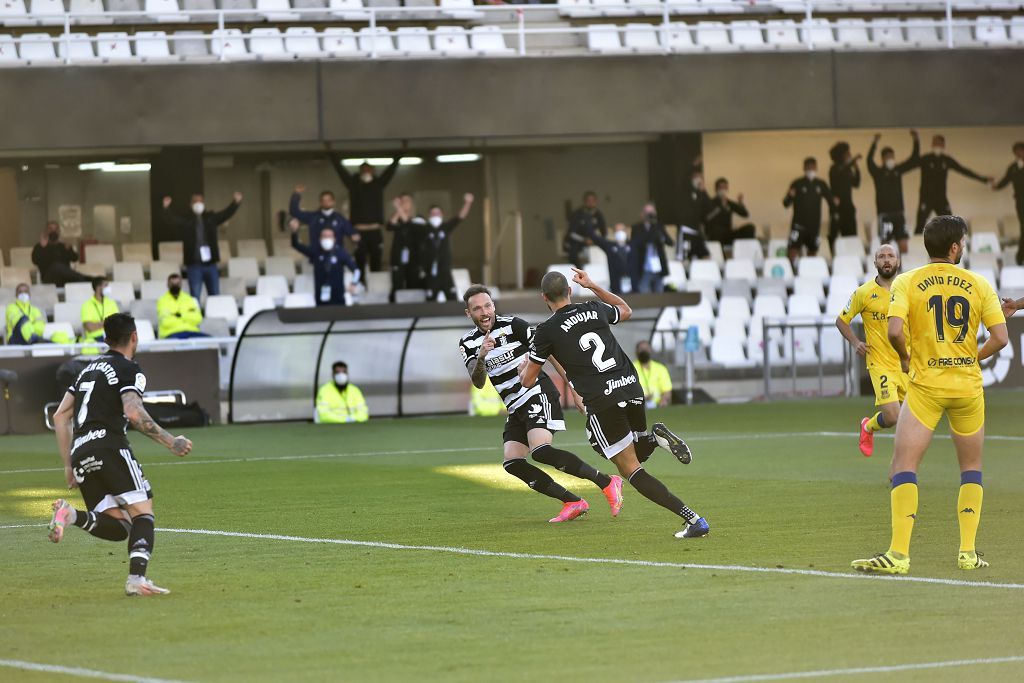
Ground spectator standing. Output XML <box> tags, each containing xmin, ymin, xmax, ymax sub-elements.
<box><xmin>993</xmin><ymin>141</ymin><xmax>1024</xmax><ymax>265</ymax></box>
<box><xmin>5</xmin><ymin>283</ymin><xmax>71</xmax><ymax>344</ymax></box>
<box><xmin>867</xmin><ymin>130</ymin><xmax>920</xmax><ymax>252</ymax></box>
<box><xmin>629</xmin><ymin>202</ymin><xmax>673</xmax><ymax>293</ymax></box>
<box><xmin>589</xmin><ymin>224</ymin><xmax>631</xmax><ymax>295</ymax></box>
<box><xmin>289</xmin><ymin>220</ymin><xmax>360</xmax><ymax>306</ymax></box>
<box><xmin>422</xmin><ymin>193</ymin><xmax>475</xmax><ymax>302</ymax></box>
<box><xmin>315</xmin><ymin>360</ymin><xmax>369</xmax><ymax>424</ymax></box>
<box><xmin>332</xmin><ymin>155</ymin><xmax>401</xmax><ymax>274</ymax></box>
<box><xmin>677</xmin><ymin>170</ymin><xmax>711</xmax><ymax>260</ymax></box>
<box><xmin>783</xmin><ymin>157</ymin><xmax>833</xmax><ymax>261</ymax></box>
<box><xmin>289</xmin><ymin>184</ymin><xmax>360</xmax><ymax>258</ymax></box>
<box><xmin>31</xmin><ymin>222</ymin><xmax>89</xmax><ymax>286</ymax></box>
<box><xmin>704</xmin><ymin>178</ymin><xmax>755</xmax><ymax>247</ymax></box>
<box><xmin>633</xmin><ymin>340</ymin><xmax>672</xmax><ymax>408</ymax></box>
<box><xmin>162</xmin><ymin>192</ymin><xmax>242</xmax><ymax>298</ymax></box>
<box><xmin>80</xmin><ymin>277</ymin><xmax>119</xmax><ymax>345</ymax></box>
<box><xmin>564</xmin><ymin>191</ymin><xmax>607</xmax><ymax>267</ymax></box>
<box><xmin>386</xmin><ymin>194</ymin><xmax>428</xmax><ymax>302</ymax></box>
<box><xmin>156</xmin><ymin>273</ymin><xmax>207</xmax><ymax>339</ymax></box>
<box><xmin>828</xmin><ymin>141</ymin><xmax>862</xmax><ymax>250</ymax></box>
<box><xmin>914</xmin><ymin>134</ymin><xmax>992</xmax><ymax>234</ymax></box>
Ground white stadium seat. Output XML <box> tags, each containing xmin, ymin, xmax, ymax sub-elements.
<box><xmin>723</xmin><ymin>258</ymin><xmax>756</xmax><ymax>284</ymax></box>
<box><xmin>64</xmin><ymin>281</ymin><xmax>95</xmax><ymax>304</ymax></box>
<box><xmin>0</xmin><ymin>35</ymin><xmax>17</xmax><ymax>63</ymax></box>
<box><xmin>135</xmin><ymin>31</ymin><xmax>171</xmax><ymax>59</ymax></box>
<box><xmin>249</xmin><ymin>27</ymin><xmax>287</xmax><ymax>57</ymax></box>
<box><xmin>54</xmin><ymin>302</ymin><xmax>83</xmax><ymax>335</ymax></box>
<box><xmin>58</xmin><ymin>32</ymin><xmax>97</xmax><ymax>61</ymax></box>
<box><xmin>765</xmin><ymin>19</ymin><xmax>801</xmax><ymax>49</ymax></box>
<box><xmin>158</xmin><ymin>241</ymin><xmax>184</xmax><ymax>264</ymax></box>
<box><xmin>284</xmin><ymin>26</ymin><xmax>320</xmax><ymax>55</ymax></box>
<box><xmin>135</xmin><ymin>318</ymin><xmax>156</xmax><ymax>343</ymax></box>
<box><xmin>710</xmin><ymin>336</ymin><xmax>755</xmax><ymax>368</ymax></box>
<box><xmin>140</xmin><ymin>280</ymin><xmax>168</xmax><ymax>301</ymax></box>
<box><xmin>470</xmin><ymin>25</ymin><xmax>512</xmax><ymax>55</ymax></box>
<box><xmin>0</xmin><ymin>0</ymin><xmax>31</xmax><ymax>25</ymax></box>
<box><xmin>145</xmin><ymin>0</ymin><xmax>186</xmax><ymax>22</ymax></box>
<box><xmin>836</xmin><ymin>19</ymin><xmax>872</xmax><ymax>48</ymax></box>
<box><xmin>440</xmin><ymin>0</ymin><xmax>483</xmax><ymax>20</ymax></box>
<box><xmin>664</xmin><ymin>23</ymin><xmax>697</xmax><ymax>52</ymax></box>
<box><xmin>787</xmin><ymin>294</ymin><xmax>822</xmax><ymax>318</ymax></box>
<box><xmin>689</xmin><ymin>259</ymin><xmax>722</xmax><ymax>287</ymax></box>
<box><xmin>793</xmin><ymin>277</ymin><xmax>825</xmax><ymax>307</ymax></box>
<box><xmin>718</xmin><ymin>296</ymin><xmax>752</xmax><ymax>324</ymax></box>
<box><xmin>18</xmin><ymin>33</ymin><xmax>58</xmax><ymax>62</ymax></box>
<box><xmin>802</xmin><ymin>18</ymin><xmax>838</xmax><ymax>48</ymax></box>
<box><xmin>242</xmin><ymin>295</ymin><xmax>275</xmax><ymax>319</ymax></box>
<box><xmin>323</xmin><ymin>27</ymin><xmax>358</xmax><ymax>56</ymax></box>
<box><xmin>396</xmin><ymin>26</ymin><xmax>432</xmax><ymax>55</ymax></box>
<box><xmin>730</xmin><ymin>21</ymin><xmax>766</xmax><ymax>50</ymax></box>
<box><xmin>255</xmin><ymin>275</ymin><xmax>289</xmax><ymax>305</ymax></box>
<box><xmin>257</xmin><ymin>0</ymin><xmax>299</xmax><ymax>21</ymax></box>
<box><xmin>732</xmin><ymin>238</ymin><xmax>764</xmax><ymax>268</ymax></box>
<box><xmin>228</xmin><ymin>257</ymin><xmax>260</xmax><ymax>287</ymax></box>
<box><xmin>283</xmin><ymin>292</ymin><xmax>316</xmax><ymax>308</ymax></box>
<box><xmin>833</xmin><ymin>236</ymin><xmax>865</xmax><ymax>260</ymax></box>
<box><xmin>975</xmin><ymin>16</ymin><xmax>1010</xmax><ymax>46</ymax></box>
<box><xmin>149</xmin><ymin>261</ymin><xmax>181</xmax><ymax>283</ymax></box>
<box><xmin>121</xmin><ymin>242</ymin><xmax>153</xmax><ymax>265</ymax></box>
<box><xmin>171</xmin><ymin>30</ymin><xmax>208</xmax><ymax>58</ymax></box>
<box><xmin>113</xmin><ymin>262</ymin><xmax>145</xmax><ymax>287</ymax></box>
<box><xmin>999</xmin><ymin>266</ymin><xmax>1024</xmax><ymax>289</ymax></box>
<box><xmin>761</xmin><ymin>257</ymin><xmax>794</xmax><ymax>287</ymax></box>
<box><xmin>870</xmin><ymin>18</ymin><xmax>907</xmax><ymax>48</ymax></box>
<box><xmin>831</xmin><ymin>255</ymin><xmax>864</xmax><ymax>279</ymax></box>
<box><xmin>587</xmin><ymin>25</ymin><xmax>623</xmax><ymax>53</ymax></box>
<box><xmin>434</xmin><ymin>26</ymin><xmax>471</xmax><ymax>55</ymax></box>
<box><xmin>358</xmin><ymin>26</ymin><xmax>396</xmax><ymax>55</ymax></box>
<box><xmin>695</xmin><ymin>21</ymin><xmax>730</xmax><ymax>51</ymax></box>
<box><xmin>212</xmin><ymin>28</ymin><xmax>248</xmax><ymax>58</ymax></box>
<box><xmin>205</xmin><ymin>294</ymin><xmax>239</xmax><ymax>327</ymax></box>
<box><xmin>264</xmin><ymin>256</ymin><xmax>297</xmax><ymax>282</ymax></box>
<box><xmin>905</xmin><ymin>18</ymin><xmax>943</xmax><ymax>48</ymax></box>
<box><xmin>622</xmin><ymin>23</ymin><xmax>660</xmax><ymax>52</ymax></box>
<box><xmin>705</xmin><ymin>241</ymin><xmax>725</xmax><ymax>266</ymax></box>
<box><xmin>797</xmin><ymin>256</ymin><xmax>830</xmax><ymax>286</ymax></box>
<box><xmin>69</xmin><ymin>0</ymin><xmax>113</xmax><ymax>25</ymax></box>
<box><xmin>329</xmin><ymin>0</ymin><xmax>366</xmax><ymax>19</ymax></box>
<box><xmin>1010</xmin><ymin>17</ymin><xmax>1024</xmax><ymax>44</ymax></box>
<box><xmin>30</xmin><ymin>0</ymin><xmax>67</xmax><ymax>26</ymax></box>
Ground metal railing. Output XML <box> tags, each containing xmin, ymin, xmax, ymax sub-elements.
<box><xmin>761</xmin><ymin>317</ymin><xmax>856</xmax><ymax>400</ymax></box>
<box><xmin>0</xmin><ymin>2</ymin><xmax>1017</xmax><ymax>66</ymax></box>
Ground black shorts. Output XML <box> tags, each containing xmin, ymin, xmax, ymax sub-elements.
<box><xmin>586</xmin><ymin>397</ymin><xmax>647</xmax><ymax>459</ymax></box>
<box><xmin>878</xmin><ymin>212</ymin><xmax>909</xmax><ymax>243</ymax></box>
<box><xmin>502</xmin><ymin>387</ymin><xmax>566</xmax><ymax>446</ymax></box>
<box><xmin>788</xmin><ymin>225</ymin><xmax>820</xmax><ymax>252</ymax></box>
<box><xmin>72</xmin><ymin>447</ymin><xmax>153</xmax><ymax>514</ymax></box>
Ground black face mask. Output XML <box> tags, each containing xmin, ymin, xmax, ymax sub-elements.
<box><xmin>48</xmin><ymin>232</ymin><xmax>60</xmax><ymax>241</ymax></box>
<box><xmin>637</xmin><ymin>350</ymin><xmax>651</xmax><ymax>363</ymax></box>
<box><xmin>645</xmin><ymin>212</ymin><xmax>657</xmax><ymax>222</ymax></box>
<box><xmin>169</xmin><ymin>285</ymin><xmax>181</xmax><ymax>296</ymax></box>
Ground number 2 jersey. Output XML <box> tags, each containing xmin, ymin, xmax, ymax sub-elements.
<box><xmin>529</xmin><ymin>300</ymin><xmax>642</xmax><ymax>412</ymax></box>
<box><xmin>888</xmin><ymin>262</ymin><xmax>1004</xmax><ymax>398</ymax></box>
<box><xmin>67</xmin><ymin>350</ymin><xmax>147</xmax><ymax>458</ymax></box>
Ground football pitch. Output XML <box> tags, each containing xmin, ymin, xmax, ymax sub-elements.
<box><xmin>3</xmin><ymin>393</ymin><xmax>1024</xmax><ymax>683</ymax></box>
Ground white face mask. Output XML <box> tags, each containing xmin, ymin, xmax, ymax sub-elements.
<box><xmin>884</xmin><ymin>159</ymin><xmax>896</xmax><ymax>170</ymax></box>
<box><xmin>805</xmin><ymin>170</ymin><xmax>816</xmax><ymax>181</ymax></box>
<box><xmin>334</xmin><ymin>372</ymin><xmax>349</xmax><ymax>385</ymax></box>
<box><xmin>320</xmin><ymin>238</ymin><xmax>336</xmax><ymax>251</ymax></box>
<box><xmin>429</xmin><ymin>215</ymin><xmax>443</xmax><ymax>228</ymax></box>
<box><xmin>692</xmin><ymin>178</ymin><xmax>703</xmax><ymax>190</ymax></box>
<box><xmin>101</xmin><ymin>285</ymin><xmax>112</xmax><ymax>297</ymax></box>
<box><xmin>360</xmin><ymin>173</ymin><xmax>373</xmax><ymax>184</ymax></box>
<box><xmin>932</xmin><ymin>147</ymin><xmax>944</xmax><ymax>156</ymax></box>
<box><xmin>192</xmin><ymin>202</ymin><xmax>205</xmax><ymax>215</ymax></box>
<box><xmin>321</xmin><ymin>207</ymin><xmax>334</xmax><ymax>216</ymax></box>
<box><xmin>17</xmin><ymin>292</ymin><xmax>30</xmax><ymax>304</ymax></box>
<box><xmin>717</xmin><ymin>189</ymin><xmax>728</xmax><ymax>199</ymax></box>
<box><xmin>1017</xmin><ymin>158</ymin><xmax>1023</xmax><ymax>168</ymax></box>
<box><xmin>614</xmin><ymin>230</ymin><xmax>627</xmax><ymax>246</ymax></box>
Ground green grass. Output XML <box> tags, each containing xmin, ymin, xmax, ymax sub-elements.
<box><xmin>3</xmin><ymin>393</ymin><xmax>1024</xmax><ymax>682</ymax></box>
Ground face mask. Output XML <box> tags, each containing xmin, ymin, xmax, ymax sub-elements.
<box><xmin>637</xmin><ymin>350</ymin><xmax>651</xmax><ymax>363</ymax></box>
<box><xmin>884</xmin><ymin>159</ymin><xmax>896</xmax><ymax>170</ymax></box>
<box><xmin>360</xmin><ymin>173</ymin><xmax>373</xmax><ymax>184</ymax></box>
<box><xmin>17</xmin><ymin>292</ymin><xmax>30</xmax><ymax>304</ymax></box>
<box><xmin>320</xmin><ymin>238</ymin><xmax>336</xmax><ymax>251</ymax></box>
<box><xmin>614</xmin><ymin>230</ymin><xmax>627</xmax><ymax>246</ymax></box>
<box><xmin>101</xmin><ymin>285</ymin><xmax>112</xmax><ymax>297</ymax></box>
<box><xmin>692</xmin><ymin>178</ymin><xmax>703</xmax><ymax>190</ymax></box>
<box><xmin>321</xmin><ymin>208</ymin><xmax>334</xmax><ymax>216</ymax></box>
<box><xmin>1017</xmin><ymin>158</ymin><xmax>1023</xmax><ymax>168</ymax></box>
<box><xmin>805</xmin><ymin>170</ymin><xmax>816</xmax><ymax>181</ymax></box>
<box><xmin>429</xmin><ymin>216</ymin><xmax>443</xmax><ymax>228</ymax></box>
<box><xmin>192</xmin><ymin>202</ymin><xmax>205</xmax><ymax>214</ymax></box>
<box><xmin>717</xmin><ymin>189</ymin><xmax>728</xmax><ymax>199</ymax></box>
<box><xmin>169</xmin><ymin>285</ymin><xmax>181</xmax><ymax>296</ymax></box>
<box><xmin>644</xmin><ymin>211</ymin><xmax>657</xmax><ymax>222</ymax></box>
<box><xmin>932</xmin><ymin>147</ymin><xmax>944</xmax><ymax>156</ymax></box>
<box><xmin>334</xmin><ymin>372</ymin><xmax>349</xmax><ymax>386</ymax></box>
<box><xmin>48</xmin><ymin>231</ymin><xmax>59</xmax><ymax>241</ymax></box>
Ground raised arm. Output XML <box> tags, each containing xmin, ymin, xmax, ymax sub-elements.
<box><xmin>897</xmin><ymin>131</ymin><xmax>921</xmax><ymax>173</ymax></box>
<box><xmin>379</xmin><ymin>157</ymin><xmax>401</xmax><ymax>186</ymax></box>
<box><xmin>122</xmin><ymin>392</ymin><xmax>192</xmax><ymax>456</ymax></box>
<box><xmin>867</xmin><ymin>135</ymin><xmax>880</xmax><ymax>174</ymax></box>
<box><xmin>466</xmin><ymin>334</ymin><xmax>495</xmax><ymax>390</ymax></box>
<box><xmin>290</xmin><ymin>185</ymin><xmax>317</xmax><ymax>223</ymax></box>
<box><xmin>210</xmin><ymin>193</ymin><xmax>242</xmax><ymax>225</ymax></box>
<box><xmin>947</xmin><ymin>156</ymin><xmax>990</xmax><ymax>184</ymax></box>
<box><xmin>53</xmin><ymin>391</ymin><xmax>77</xmax><ymax>489</ymax></box>
<box><xmin>289</xmin><ymin>222</ymin><xmax>315</xmax><ymax>258</ymax></box>
<box><xmin>161</xmin><ymin>197</ymin><xmax>190</xmax><ymax>228</ymax></box>
<box><xmin>458</xmin><ymin>192</ymin><xmax>474</xmax><ymax>220</ymax></box>
<box><xmin>571</xmin><ymin>266</ymin><xmax>631</xmax><ymax>322</ymax></box>
<box><xmin>328</xmin><ymin>150</ymin><xmax>355</xmax><ymax>189</ymax></box>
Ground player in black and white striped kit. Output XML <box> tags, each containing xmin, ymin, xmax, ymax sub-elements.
<box><xmin>460</xmin><ymin>284</ymin><xmax>624</xmax><ymax>522</ymax></box>
<box><xmin>520</xmin><ymin>267</ymin><xmax>709</xmax><ymax>538</ymax></box>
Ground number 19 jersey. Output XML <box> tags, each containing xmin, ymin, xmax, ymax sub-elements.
<box><xmin>529</xmin><ymin>300</ymin><xmax>642</xmax><ymax>411</ymax></box>
<box><xmin>888</xmin><ymin>262</ymin><xmax>1004</xmax><ymax>398</ymax></box>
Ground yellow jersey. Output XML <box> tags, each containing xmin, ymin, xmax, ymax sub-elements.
<box><xmin>839</xmin><ymin>278</ymin><xmax>901</xmax><ymax>371</ymax></box>
<box><xmin>888</xmin><ymin>263</ymin><xmax>1004</xmax><ymax>398</ymax></box>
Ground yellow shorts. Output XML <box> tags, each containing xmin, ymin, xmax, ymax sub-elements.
<box><xmin>868</xmin><ymin>367</ymin><xmax>909</xmax><ymax>406</ymax></box>
<box><xmin>905</xmin><ymin>385</ymin><xmax>985</xmax><ymax>436</ymax></box>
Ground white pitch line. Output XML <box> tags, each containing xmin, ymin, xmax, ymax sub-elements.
<box><xmin>3</xmin><ymin>430</ymin><xmax>1022</xmax><ymax>477</ymax></box>
<box><xmin>157</xmin><ymin>527</ymin><xmax>1024</xmax><ymax>591</ymax></box>
<box><xmin>666</xmin><ymin>654</ymin><xmax>1024</xmax><ymax>683</ymax></box>
<box><xmin>0</xmin><ymin>659</ymin><xmax>194</xmax><ymax>683</ymax></box>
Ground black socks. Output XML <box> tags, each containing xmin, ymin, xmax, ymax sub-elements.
<box><xmin>128</xmin><ymin>514</ymin><xmax>155</xmax><ymax>577</ymax></box>
<box><xmin>627</xmin><ymin>467</ymin><xmax>700</xmax><ymax>523</ymax></box>
<box><xmin>73</xmin><ymin>510</ymin><xmax>131</xmax><ymax>541</ymax></box>
<box><xmin>503</xmin><ymin>458</ymin><xmax>581</xmax><ymax>503</ymax></box>
<box><xmin>634</xmin><ymin>433</ymin><xmax>658</xmax><ymax>464</ymax></box>
<box><xmin>532</xmin><ymin>444</ymin><xmax>613</xmax><ymax>489</ymax></box>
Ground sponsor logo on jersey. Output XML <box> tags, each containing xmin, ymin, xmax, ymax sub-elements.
<box><xmin>485</xmin><ymin>349</ymin><xmax>518</xmax><ymax>371</ymax></box>
<box><xmin>603</xmin><ymin>374</ymin><xmax>638</xmax><ymax>396</ymax></box>
<box><xmin>927</xmin><ymin>356</ymin><xmax>976</xmax><ymax>368</ymax></box>
<box><xmin>71</xmin><ymin>428</ymin><xmax>107</xmax><ymax>454</ymax></box>
<box><xmin>559</xmin><ymin>309</ymin><xmax>598</xmax><ymax>332</ymax></box>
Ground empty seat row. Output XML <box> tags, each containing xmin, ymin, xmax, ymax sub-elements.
<box><xmin>562</xmin><ymin>0</ymin><xmax>1024</xmax><ymax>19</ymax></box>
<box><xmin>588</xmin><ymin>17</ymin><xmax>1024</xmax><ymax>53</ymax></box>
<box><xmin>0</xmin><ymin>24</ymin><xmax>511</xmax><ymax>61</ymax></box>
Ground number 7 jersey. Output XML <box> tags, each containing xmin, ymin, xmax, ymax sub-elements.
<box><xmin>888</xmin><ymin>262</ymin><xmax>1005</xmax><ymax>398</ymax></box>
<box><xmin>529</xmin><ymin>300</ymin><xmax>642</xmax><ymax>411</ymax></box>
<box><xmin>67</xmin><ymin>350</ymin><xmax>147</xmax><ymax>457</ymax></box>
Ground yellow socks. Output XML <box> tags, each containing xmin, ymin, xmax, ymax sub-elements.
<box><xmin>957</xmin><ymin>471</ymin><xmax>984</xmax><ymax>553</ymax></box>
<box><xmin>865</xmin><ymin>411</ymin><xmax>887</xmax><ymax>433</ymax></box>
<box><xmin>889</xmin><ymin>471</ymin><xmax>918</xmax><ymax>558</ymax></box>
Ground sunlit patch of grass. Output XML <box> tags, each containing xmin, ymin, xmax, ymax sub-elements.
<box><xmin>0</xmin><ymin>486</ymin><xmax>69</xmax><ymax>519</ymax></box>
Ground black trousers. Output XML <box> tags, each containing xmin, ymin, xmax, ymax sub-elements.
<box><xmin>707</xmin><ymin>223</ymin><xmax>755</xmax><ymax>247</ymax></box>
<box><xmin>389</xmin><ymin>263</ymin><xmax>422</xmax><ymax>302</ymax></box>
<box><xmin>41</xmin><ymin>263</ymin><xmax>91</xmax><ymax>287</ymax></box>
<box><xmin>829</xmin><ymin>201</ymin><xmax>858</xmax><ymax>251</ymax></box>
<box><xmin>428</xmin><ymin>268</ymin><xmax>456</xmax><ymax>302</ymax></box>
<box><xmin>355</xmin><ymin>228</ymin><xmax>384</xmax><ymax>273</ymax></box>
<box><xmin>1015</xmin><ymin>197</ymin><xmax>1024</xmax><ymax>266</ymax></box>
<box><xmin>915</xmin><ymin>197</ymin><xmax>952</xmax><ymax>234</ymax></box>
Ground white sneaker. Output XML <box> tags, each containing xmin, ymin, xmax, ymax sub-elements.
<box><xmin>125</xmin><ymin>575</ymin><xmax>171</xmax><ymax>596</ymax></box>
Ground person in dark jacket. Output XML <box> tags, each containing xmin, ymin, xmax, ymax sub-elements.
<box><xmin>563</xmin><ymin>191</ymin><xmax>607</xmax><ymax>267</ymax></box>
<box><xmin>993</xmin><ymin>141</ymin><xmax>1024</xmax><ymax>265</ymax></box>
<box><xmin>704</xmin><ymin>177</ymin><xmax>755</xmax><ymax>247</ymax></box>
<box><xmin>31</xmin><ymin>221</ymin><xmax>90</xmax><ymax>286</ymax></box>
<box><xmin>828</xmin><ymin>141</ymin><xmax>861</xmax><ymax>250</ymax></box>
<box><xmin>331</xmin><ymin>154</ymin><xmax>401</xmax><ymax>274</ymax></box>
<box><xmin>914</xmin><ymin>134</ymin><xmax>993</xmax><ymax>234</ymax></box>
<box><xmin>386</xmin><ymin>194</ymin><xmax>428</xmax><ymax>302</ymax></box>
<box><xmin>587</xmin><ymin>223</ymin><xmax>631</xmax><ymax>295</ymax></box>
<box><xmin>161</xmin><ymin>192</ymin><xmax>242</xmax><ymax>298</ymax></box>
<box><xmin>422</xmin><ymin>193</ymin><xmax>475</xmax><ymax>302</ymax></box>
<box><xmin>783</xmin><ymin>157</ymin><xmax>832</xmax><ymax>261</ymax></box>
<box><xmin>289</xmin><ymin>184</ymin><xmax>360</xmax><ymax>259</ymax></box>
<box><xmin>629</xmin><ymin>202</ymin><xmax>674</xmax><ymax>293</ymax></box>
<box><xmin>867</xmin><ymin>130</ymin><xmax>919</xmax><ymax>252</ymax></box>
<box><xmin>677</xmin><ymin>171</ymin><xmax>711</xmax><ymax>260</ymax></box>
<box><xmin>289</xmin><ymin>220</ymin><xmax>360</xmax><ymax>306</ymax></box>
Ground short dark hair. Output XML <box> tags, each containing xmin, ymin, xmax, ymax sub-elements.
<box><xmin>714</xmin><ymin>177</ymin><xmax>728</xmax><ymax>189</ymax></box>
<box><xmin>923</xmin><ymin>215</ymin><xmax>967</xmax><ymax>258</ymax></box>
<box><xmin>933</xmin><ymin>134</ymin><xmax>946</xmax><ymax>144</ymax></box>
<box><xmin>1013</xmin><ymin>141</ymin><xmax>1024</xmax><ymax>153</ymax></box>
<box><xmin>541</xmin><ymin>271</ymin><xmax>570</xmax><ymax>303</ymax></box>
<box><xmin>167</xmin><ymin>272</ymin><xmax>181</xmax><ymax>285</ymax></box>
<box><xmin>104</xmin><ymin>313</ymin><xmax>136</xmax><ymax>347</ymax></box>
<box><xmin>803</xmin><ymin>157</ymin><xmax>817</xmax><ymax>167</ymax></box>
<box><xmin>332</xmin><ymin>361</ymin><xmax>348</xmax><ymax>372</ymax></box>
<box><xmin>92</xmin><ymin>276</ymin><xmax>107</xmax><ymax>291</ymax></box>
<box><xmin>463</xmin><ymin>284</ymin><xmax>491</xmax><ymax>307</ymax></box>
<box><xmin>582</xmin><ymin>190</ymin><xmax>597</xmax><ymax>200</ymax></box>
<box><xmin>829</xmin><ymin>142</ymin><xmax>849</xmax><ymax>163</ymax></box>
<box><xmin>881</xmin><ymin>146</ymin><xmax>895</xmax><ymax>157</ymax></box>
<box><xmin>319</xmin><ymin>190</ymin><xmax>334</xmax><ymax>200</ymax></box>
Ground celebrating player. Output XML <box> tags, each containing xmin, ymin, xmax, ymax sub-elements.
<box><xmin>47</xmin><ymin>313</ymin><xmax>193</xmax><ymax>596</ymax></box>
<box><xmin>460</xmin><ymin>285</ymin><xmax>623</xmax><ymax>523</ymax></box>
<box><xmin>835</xmin><ymin>244</ymin><xmax>908</xmax><ymax>456</ymax></box>
<box><xmin>520</xmin><ymin>268</ymin><xmax>709</xmax><ymax>538</ymax></box>
<box><xmin>851</xmin><ymin>216</ymin><xmax>1007</xmax><ymax>575</ymax></box>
